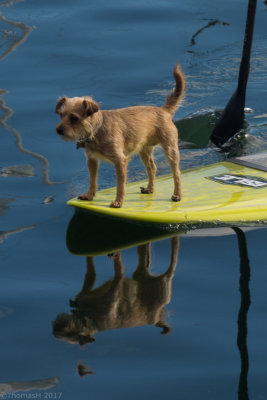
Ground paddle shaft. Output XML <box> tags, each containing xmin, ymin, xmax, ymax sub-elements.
<box><xmin>210</xmin><ymin>0</ymin><xmax>257</xmax><ymax>147</ymax></box>
<box><xmin>238</xmin><ymin>0</ymin><xmax>257</xmax><ymax>95</ymax></box>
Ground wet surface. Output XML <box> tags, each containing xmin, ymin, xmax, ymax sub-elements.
<box><xmin>0</xmin><ymin>0</ymin><xmax>267</xmax><ymax>399</ymax></box>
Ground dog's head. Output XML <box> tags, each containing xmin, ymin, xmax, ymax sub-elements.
<box><xmin>55</xmin><ymin>96</ymin><xmax>101</xmax><ymax>141</ymax></box>
<box><xmin>52</xmin><ymin>313</ymin><xmax>96</xmax><ymax>346</ymax></box>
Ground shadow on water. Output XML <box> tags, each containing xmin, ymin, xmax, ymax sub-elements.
<box><xmin>63</xmin><ymin>210</ymin><xmax>252</xmax><ymax>398</ymax></box>
<box><xmin>175</xmin><ymin>107</ymin><xmax>250</xmax><ymax>163</ymax></box>
<box><xmin>176</xmin><ymin>108</ymin><xmax>222</xmax><ymax>149</ymax></box>
<box><xmin>176</xmin><ymin>107</ymin><xmax>266</xmax><ymax>160</ymax></box>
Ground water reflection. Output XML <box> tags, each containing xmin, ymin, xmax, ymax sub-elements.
<box><xmin>66</xmin><ymin>209</ymin><xmax>181</xmax><ymax>256</ymax></box>
<box><xmin>0</xmin><ymin>88</ymin><xmax>60</xmax><ymax>186</ymax></box>
<box><xmin>0</xmin><ymin>223</ymin><xmax>38</xmax><ymax>243</ymax></box>
<box><xmin>53</xmin><ymin>236</ymin><xmax>179</xmax><ymax>345</ymax></box>
<box><xmin>0</xmin><ymin>376</ymin><xmax>59</xmax><ymax>396</ymax></box>
<box><xmin>234</xmin><ymin>227</ymin><xmax>251</xmax><ymax>400</ymax></box>
<box><xmin>64</xmin><ymin>211</ymin><xmax>253</xmax><ymax>398</ymax></box>
<box><xmin>189</xmin><ymin>19</ymin><xmax>229</xmax><ymax>47</ymax></box>
<box><xmin>0</xmin><ymin>198</ymin><xmax>13</xmax><ymax>216</ymax></box>
<box><xmin>77</xmin><ymin>361</ymin><xmax>94</xmax><ymax>377</ymax></box>
<box><xmin>0</xmin><ymin>1</ymin><xmax>61</xmax><ymax>186</ymax></box>
<box><xmin>0</xmin><ymin>6</ymin><xmax>32</xmax><ymax>62</ymax></box>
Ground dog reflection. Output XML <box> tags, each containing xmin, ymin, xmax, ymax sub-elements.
<box><xmin>53</xmin><ymin>237</ymin><xmax>179</xmax><ymax>346</ymax></box>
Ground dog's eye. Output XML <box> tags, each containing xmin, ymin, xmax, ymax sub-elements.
<box><xmin>70</xmin><ymin>114</ymin><xmax>79</xmax><ymax>123</ymax></box>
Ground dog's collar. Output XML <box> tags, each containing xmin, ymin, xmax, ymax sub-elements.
<box><xmin>76</xmin><ymin>136</ymin><xmax>95</xmax><ymax>150</ymax></box>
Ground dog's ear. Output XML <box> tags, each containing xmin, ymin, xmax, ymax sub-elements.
<box><xmin>83</xmin><ymin>99</ymin><xmax>100</xmax><ymax>117</ymax></box>
<box><xmin>55</xmin><ymin>97</ymin><xmax>67</xmax><ymax>114</ymax></box>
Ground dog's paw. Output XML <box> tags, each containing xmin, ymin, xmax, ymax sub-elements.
<box><xmin>171</xmin><ymin>194</ymin><xmax>181</xmax><ymax>202</ymax></box>
<box><xmin>78</xmin><ymin>194</ymin><xmax>93</xmax><ymax>201</ymax></box>
<box><xmin>110</xmin><ymin>200</ymin><xmax>122</xmax><ymax>208</ymax></box>
<box><xmin>140</xmin><ymin>186</ymin><xmax>153</xmax><ymax>194</ymax></box>
<box><xmin>108</xmin><ymin>252</ymin><xmax>120</xmax><ymax>259</ymax></box>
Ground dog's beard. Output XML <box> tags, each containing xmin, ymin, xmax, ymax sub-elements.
<box><xmin>57</xmin><ymin>125</ymin><xmax>86</xmax><ymax>142</ymax></box>
<box><xmin>60</xmin><ymin>133</ymin><xmax>77</xmax><ymax>143</ymax></box>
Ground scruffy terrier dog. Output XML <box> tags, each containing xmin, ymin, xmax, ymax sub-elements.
<box><xmin>55</xmin><ymin>65</ymin><xmax>185</xmax><ymax>208</ymax></box>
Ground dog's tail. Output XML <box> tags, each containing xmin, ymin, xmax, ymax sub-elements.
<box><xmin>162</xmin><ymin>64</ymin><xmax>185</xmax><ymax>117</ymax></box>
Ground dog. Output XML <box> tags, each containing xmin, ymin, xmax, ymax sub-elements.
<box><xmin>55</xmin><ymin>65</ymin><xmax>185</xmax><ymax>208</ymax></box>
<box><xmin>52</xmin><ymin>237</ymin><xmax>180</xmax><ymax>346</ymax></box>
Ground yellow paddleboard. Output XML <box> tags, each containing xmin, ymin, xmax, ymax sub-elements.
<box><xmin>67</xmin><ymin>153</ymin><xmax>267</xmax><ymax>226</ymax></box>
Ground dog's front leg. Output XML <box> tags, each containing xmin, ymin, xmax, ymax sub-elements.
<box><xmin>79</xmin><ymin>157</ymin><xmax>99</xmax><ymax>201</ymax></box>
<box><xmin>110</xmin><ymin>157</ymin><xmax>127</xmax><ymax>208</ymax></box>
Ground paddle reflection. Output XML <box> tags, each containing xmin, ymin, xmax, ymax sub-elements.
<box><xmin>53</xmin><ymin>236</ymin><xmax>179</xmax><ymax>346</ymax></box>
<box><xmin>234</xmin><ymin>227</ymin><xmax>251</xmax><ymax>400</ymax></box>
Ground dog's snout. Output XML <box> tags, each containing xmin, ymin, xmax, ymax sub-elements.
<box><xmin>56</xmin><ymin>126</ymin><xmax>64</xmax><ymax>135</ymax></box>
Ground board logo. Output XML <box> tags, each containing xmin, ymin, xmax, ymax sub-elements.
<box><xmin>207</xmin><ymin>174</ymin><xmax>267</xmax><ymax>188</ymax></box>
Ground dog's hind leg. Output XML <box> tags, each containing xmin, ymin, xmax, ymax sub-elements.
<box><xmin>139</xmin><ymin>146</ymin><xmax>157</xmax><ymax>194</ymax></box>
<box><xmin>75</xmin><ymin>257</ymin><xmax>97</xmax><ymax>300</ymax></box>
<box><xmin>169</xmin><ymin>157</ymin><xmax>182</xmax><ymax>201</ymax></box>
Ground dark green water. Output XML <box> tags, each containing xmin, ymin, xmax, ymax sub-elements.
<box><xmin>1</xmin><ymin>0</ymin><xmax>267</xmax><ymax>399</ymax></box>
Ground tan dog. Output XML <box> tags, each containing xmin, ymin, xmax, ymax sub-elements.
<box><xmin>55</xmin><ymin>65</ymin><xmax>185</xmax><ymax>208</ymax></box>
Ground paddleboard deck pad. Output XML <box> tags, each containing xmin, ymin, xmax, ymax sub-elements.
<box><xmin>67</xmin><ymin>152</ymin><xmax>267</xmax><ymax>226</ymax></box>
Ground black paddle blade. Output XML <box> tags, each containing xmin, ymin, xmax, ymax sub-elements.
<box><xmin>210</xmin><ymin>89</ymin><xmax>245</xmax><ymax>148</ymax></box>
